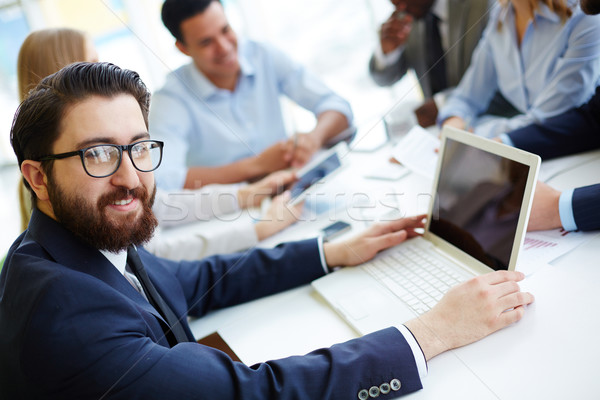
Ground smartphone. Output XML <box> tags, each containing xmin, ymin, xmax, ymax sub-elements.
<box><xmin>321</xmin><ymin>221</ymin><xmax>352</xmax><ymax>242</ymax></box>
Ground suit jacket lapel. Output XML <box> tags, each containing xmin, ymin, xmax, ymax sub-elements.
<box><xmin>27</xmin><ymin>209</ymin><xmax>169</xmax><ymax>325</ymax></box>
<box><xmin>446</xmin><ymin>0</ymin><xmax>467</xmax><ymax>86</ymax></box>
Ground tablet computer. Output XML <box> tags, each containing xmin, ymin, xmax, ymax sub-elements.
<box><xmin>288</xmin><ymin>142</ymin><xmax>348</xmax><ymax>205</ymax></box>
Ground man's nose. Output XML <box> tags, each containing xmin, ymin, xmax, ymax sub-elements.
<box><xmin>110</xmin><ymin>151</ymin><xmax>141</xmax><ymax>189</ymax></box>
<box><xmin>215</xmin><ymin>35</ymin><xmax>232</xmax><ymax>54</ymax></box>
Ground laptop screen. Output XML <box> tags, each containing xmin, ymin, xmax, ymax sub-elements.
<box><xmin>429</xmin><ymin>137</ymin><xmax>530</xmax><ymax>271</ymax></box>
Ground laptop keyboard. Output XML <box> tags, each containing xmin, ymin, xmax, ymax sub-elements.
<box><xmin>362</xmin><ymin>243</ymin><xmax>472</xmax><ymax>315</ymax></box>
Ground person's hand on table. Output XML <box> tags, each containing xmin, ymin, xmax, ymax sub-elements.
<box><xmin>238</xmin><ymin>170</ymin><xmax>297</xmax><ymax>209</ymax></box>
<box><xmin>414</xmin><ymin>98</ymin><xmax>439</xmax><ymax>128</ymax></box>
<box><xmin>252</xmin><ymin>141</ymin><xmax>291</xmax><ymax>177</ymax></box>
<box><xmin>436</xmin><ymin>116</ymin><xmax>470</xmax><ymax>152</ymax></box>
<box><xmin>442</xmin><ymin>116</ymin><xmax>467</xmax><ymax>131</ymax></box>
<box><xmin>527</xmin><ymin>180</ymin><xmax>562</xmax><ymax>231</ymax></box>
<box><xmin>323</xmin><ymin>215</ymin><xmax>426</xmax><ymax>268</ymax></box>
<box><xmin>254</xmin><ymin>191</ymin><xmax>304</xmax><ymax>240</ymax></box>
<box><xmin>405</xmin><ymin>270</ymin><xmax>534</xmax><ymax>360</ymax></box>
<box><xmin>283</xmin><ymin>133</ymin><xmax>321</xmax><ymax>169</ymax></box>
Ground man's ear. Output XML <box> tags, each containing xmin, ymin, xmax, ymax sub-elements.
<box><xmin>175</xmin><ymin>40</ymin><xmax>190</xmax><ymax>56</ymax></box>
<box><xmin>20</xmin><ymin>160</ymin><xmax>50</xmax><ymax>202</ymax></box>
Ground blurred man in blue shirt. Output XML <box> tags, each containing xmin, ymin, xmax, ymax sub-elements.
<box><xmin>151</xmin><ymin>0</ymin><xmax>353</xmax><ymax>190</ymax></box>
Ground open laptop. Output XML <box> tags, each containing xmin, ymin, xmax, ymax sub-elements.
<box><xmin>312</xmin><ymin>126</ymin><xmax>540</xmax><ymax>335</ymax></box>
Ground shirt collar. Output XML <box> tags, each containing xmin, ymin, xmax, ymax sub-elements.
<box><xmin>534</xmin><ymin>2</ymin><xmax>562</xmax><ymax>23</ymax></box>
<box><xmin>500</xmin><ymin>1</ymin><xmax>563</xmax><ymax>24</ymax></box>
<box><xmin>431</xmin><ymin>0</ymin><xmax>448</xmax><ymax>22</ymax></box>
<box><xmin>100</xmin><ymin>248</ymin><xmax>128</xmax><ymax>275</ymax></box>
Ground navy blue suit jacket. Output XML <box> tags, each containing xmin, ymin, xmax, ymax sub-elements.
<box><xmin>508</xmin><ymin>86</ymin><xmax>600</xmax><ymax>231</ymax></box>
<box><xmin>0</xmin><ymin>210</ymin><xmax>422</xmax><ymax>399</ymax></box>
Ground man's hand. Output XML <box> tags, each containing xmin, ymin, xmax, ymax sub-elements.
<box><xmin>379</xmin><ymin>6</ymin><xmax>414</xmax><ymax>54</ymax></box>
<box><xmin>252</xmin><ymin>141</ymin><xmax>291</xmax><ymax>177</ymax></box>
<box><xmin>323</xmin><ymin>215</ymin><xmax>426</xmax><ymax>268</ymax></box>
<box><xmin>414</xmin><ymin>98</ymin><xmax>439</xmax><ymax>128</ymax></box>
<box><xmin>237</xmin><ymin>170</ymin><xmax>297</xmax><ymax>209</ymax></box>
<box><xmin>405</xmin><ymin>270</ymin><xmax>534</xmax><ymax>361</ymax></box>
<box><xmin>254</xmin><ymin>191</ymin><xmax>303</xmax><ymax>240</ymax></box>
<box><xmin>283</xmin><ymin>133</ymin><xmax>321</xmax><ymax>169</ymax></box>
<box><xmin>528</xmin><ymin>181</ymin><xmax>562</xmax><ymax>231</ymax></box>
<box><xmin>441</xmin><ymin>116</ymin><xmax>467</xmax><ymax>131</ymax></box>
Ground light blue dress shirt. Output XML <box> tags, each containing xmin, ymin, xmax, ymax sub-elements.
<box><xmin>438</xmin><ymin>2</ymin><xmax>600</xmax><ymax>138</ymax></box>
<box><xmin>559</xmin><ymin>189</ymin><xmax>577</xmax><ymax>231</ymax></box>
<box><xmin>149</xmin><ymin>39</ymin><xmax>353</xmax><ymax>190</ymax></box>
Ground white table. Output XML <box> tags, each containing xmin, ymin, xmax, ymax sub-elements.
<box><xmin>189</xmin><ymin>145</ymin><xmax>600</xmax><ymax>400</ymax></box>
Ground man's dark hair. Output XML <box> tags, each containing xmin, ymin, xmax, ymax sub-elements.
<box><xmin>161</xmin><ymin>0</ymin><xmax>220</xmax><ymax>42</ymax></box>
<box><xmin>581</xmin><ymin>0</ymin><xmax>600</xmax><ymax>15</ymax></box>
<box><xmin>10</xmin><ymin>61</ymin><xmax>151</xmax><ymax>202</ymax></box>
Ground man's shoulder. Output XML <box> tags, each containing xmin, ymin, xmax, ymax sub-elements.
<box><xmin>589</xmin><ymin>86</ymin><xmax>600</xmax><ymax>111</ymax></box>
<box><xmin>2</xmin><ymin>236</ymin><xmax>77</xmax><ymax>316</ymax></box>
<box><xmin>239</xmin><ymin>38</ymin><xmax>288</xmax><ymax>68</ymax></box>
<box><xmin>155</xmin><ymin>63</ymin><xmax>196</xmax><ymax>95</ymax></box>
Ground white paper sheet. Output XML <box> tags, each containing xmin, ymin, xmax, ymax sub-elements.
<box><xmin>390</xmin><ymin>126</ymin><xmax>440</xmax><ymax>179</ymax></box>
<box><xmin>518</xmin><ymin>228</ymin><xmax>598</xmax><ymax>274</ymax></box>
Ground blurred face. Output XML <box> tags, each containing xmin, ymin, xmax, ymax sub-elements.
<box><xmin>176</xmin><ymin>1</ymin><xmax>239</xmax><ymax>86</ymax></box>
<box><xmin>45</xmin><ymin>94</ymin><xmax>157</xmax><ymax>251</ymax></box>
<box><xmin>392</xmin><ymin>0</ymin><xmax>436</xmax><ymax>19</ymax></box>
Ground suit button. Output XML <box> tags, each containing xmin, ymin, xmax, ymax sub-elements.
<box><xmin>358</xmin><ymin>389</ymin><xmax>369</xmax><ymax>400</ymax></box>
<box><xmin>380</xmin><ymin>382</ymin><xmax>391</xmax><ymax>394</ymax></box>
<box><xmin>390</xmin><ymin>378</ymin><xmax>401</xmax><ymax>391</ymax></box>
<box><xmin>369</xmin><ymin>386</ymin><xmax>380</xmax><ymax>397</ymax></box>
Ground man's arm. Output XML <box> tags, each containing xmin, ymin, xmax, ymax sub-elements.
<box><xmin>405</xmin><ymin>270</ymin><xmax>533</xmax><ymax>360</ymax></box>
<box><xmin>572</xmin><ymin>184</ymin><xmax>600</xmax><ymax>231</ymax></box>
<box><xmin>527</xmin><ymin>181</ymin><xmax>563</xmax><ymax>231</ymax></box>
<box><xmin>23</xmin><ymin>253</ymin><xmax>423</xmax><ymax>399</ymax></box>
<box><xmin>266</xmin><ymin>42</ymin><xmax>353</xmax><ymax>166</ymax></box>
<box><xmin>528</xmin><ymin>182</ymin><xmax>600</xmax><ymax>232</ymax></box>
<box><xmin>369</xmin><ymin>8</ymin><xmax>414</xmax><ymax>87</ymax></box>
<box><xmin>507</xmin><ymin>87</ymin><xmax>600</xmax><ymax>160</ymax></box>
<box><xmin>283</xmin><ymin>110</ymin><xmax>349</xmax><ymax>168</ymax></box>
<box><xmin>183</xmin><ymin>141</ymin><xmax>290</xmax><ymax>188</ymax></box>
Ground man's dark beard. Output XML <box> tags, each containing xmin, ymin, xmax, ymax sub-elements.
<box><xmin>47</xmin><ymin>176</ymin><xmax>158</xmax><ymax>253</ymax></box>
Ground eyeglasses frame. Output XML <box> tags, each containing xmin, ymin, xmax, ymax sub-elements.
<box><xmin>37</xmin><ymin>139</ymin><xmax>164</xmax><ymax>178</ymax></box>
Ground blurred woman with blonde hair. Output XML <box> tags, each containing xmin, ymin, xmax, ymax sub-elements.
<box><xmin>17</xmin><ymin>28</ymin><xmax>98</xmax><ymax>231</ymax></box>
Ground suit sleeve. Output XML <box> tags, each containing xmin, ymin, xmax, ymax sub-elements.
<box><xmin>23</xmin><ymin>241</ymin><xmax>424</xmax><ymax>399</ymax></box>
<box><xmin>368</xmin><ymin>50</ymin><xmax>410</xmax><ymax>87</ymax></box>
<box><xmin>572</xmin><ymin>184</ymin><xmax>600</xmax><ymax>231</ymax></box>
<box><xmin>144</xmin><ymin>239</ymin><xmax>327</xmax><ymax>318</ymax></box>
<box><xmin>507</xmin><ymin>87</ymin><xmax>600</xmax><ymax>160</ymax></box>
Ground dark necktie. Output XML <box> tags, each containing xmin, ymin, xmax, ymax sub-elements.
<box><xmin>426</xmin><ymin>13</ymin><xmax>448</xmax><ymax>96</ymax></box>
<box><xmin>127</xmin><ymin>246</ymin><xmax>190</xmax><ymax>346</ymax></box>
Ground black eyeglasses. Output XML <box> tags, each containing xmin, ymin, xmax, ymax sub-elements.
<box><xmin>38</xmin><ymin>140</ymin><xmax>164</xmax><ymax>178</ymax></box>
